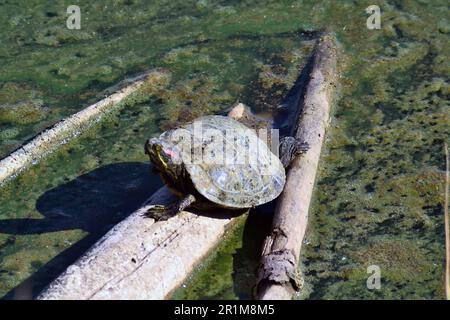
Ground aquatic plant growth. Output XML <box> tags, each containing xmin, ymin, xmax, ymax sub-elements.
<box><xmin>0</xmin><ymin>0</ymin><xmax>449</xmax><ymax>299</ymax></box>
<box><xmin>0</xmin><ymin>71</ymin><xmax>162</xmax><ymax>185</ymax></box>
<box><xmin>174</xmin><ymin>0</ymin><xmax>450</xmax><ymax>300</ymax></box>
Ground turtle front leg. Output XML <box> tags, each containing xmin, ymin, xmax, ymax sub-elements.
<box><xmin>145</xmin><ymin>194</ymin><xmax>196</xmax><ymax>221</ymax></box>
<box><xmin>279</xmin><ymin>136</ymin><xmax>309</xmax><ymax>168</ymax></box>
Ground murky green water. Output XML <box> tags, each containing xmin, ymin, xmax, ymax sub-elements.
<box><xmin>0</xmin><ymin>0</ymin><xmax>449</xmax><ymax>299</ymax></box>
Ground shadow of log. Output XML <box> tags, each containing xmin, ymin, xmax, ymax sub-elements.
<box><xmin>1</xmin><ymin>161</ymin><xmax>162</xmax><ymax>299</ymax></box>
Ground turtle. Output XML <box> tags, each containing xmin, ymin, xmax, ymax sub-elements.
<box><xmin>144</xmin><ymin>114</ymin><xmax>308</xmax><ymax>221</ymax></box>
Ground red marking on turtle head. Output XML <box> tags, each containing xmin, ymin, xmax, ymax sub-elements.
<box><xmin>164</xmin><ymin>148</ymin><xmax>177</xmax><ymax>158</ymax></box>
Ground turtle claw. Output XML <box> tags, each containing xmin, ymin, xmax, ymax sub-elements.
<box><xmin>144</xmin><ymin>205</ymin><xmax>177</xmax><ymax>221</ymax></box>
<box><xmin>294</xmin><ymin>141</ymin><xmax>309</xmax><ymax>155</ymax></box>
<box><xmin>279</xmin><ymin>137</ymin><xmax>310</xmax><ymax>168</ymax></box>
<box><xmin>144</xmin><ymin>195</ymin><xmax>196</xmax><ymax>222</ymax></box>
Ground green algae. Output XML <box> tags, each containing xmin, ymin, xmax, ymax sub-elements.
<box><xmin>0</xmin><ymin>82</ymin><xmax>54</xmax><ymax>156</ymax></box>
<box><xmin>1</xmin><ymin>0</ymin><xmax>449</xmax><ymax>299</ymax></box>
<box><xmin>172</xmin><ymin>216</ymin><xmax>248</xmax><ymax>300</ymax></box>
<box><xmin>0</xmin><ymin>19</ymin><xmax>311</xmax><ymax>297</ymax></box>
<box><xmin>297</xmin><ymin>0</ymin><xmax>449</xmax><ymax>299</ymax></box>
<box><xmin>172</xmin><ymin>209</ymin><xmax>274</xmax><ymax>300</ymax></box>
<box><xmin>169</xmin><ymin>0</ymin><xmax>450</xmax><ymax>300</ymax></box>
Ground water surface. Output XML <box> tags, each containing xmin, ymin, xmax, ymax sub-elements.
<box><xmin>0</xmin><ymin>0</ymin><xmax>448</xmax><ymax>299</ymax></box>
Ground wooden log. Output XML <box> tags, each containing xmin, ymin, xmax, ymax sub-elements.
<box><xmin>255</xmin><ymin>33</ymin><xmax>339</xmax><ymax>299</ymax></box>
<box><xmin>37</xmin><ymin>186</ymin><xmax>237</xmax><ymax>300</ymax></box>
<box><xmin>0</xmin><ymin>70</ymin><xmax>168</xmax><ymax>186</ymax></box>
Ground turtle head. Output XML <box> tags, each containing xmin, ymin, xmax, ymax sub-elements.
<box><xmin>145</xmin><ymin>137</ymin><xmax>183</xmax><ymax>178</ymax></box>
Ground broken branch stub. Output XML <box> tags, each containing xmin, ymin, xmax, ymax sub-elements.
<box><xmin>256</xmin><ymin>33</ymin><xmax>339</xmax><ymax>300</ymax></box>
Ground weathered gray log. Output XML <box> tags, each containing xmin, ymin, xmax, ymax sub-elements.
<box><xmin>37</xmin><ymin>186</ymin><xmax>237</xmax><ymax>300</ymax></box>
<box><xmin>0</xmin><ymin>70</ymin><xmax>167</xmax><ymax>186</ymax></box>
<box><xmin>256</xmin><ymin>34</ymin><xmax>339</xmax><ymax>299</ymax></box>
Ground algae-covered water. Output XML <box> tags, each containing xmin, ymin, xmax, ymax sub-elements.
<box><xmin>0</xmin><ymin>0</ymin><xmax>448</xmax><ymax>299</ymax></box>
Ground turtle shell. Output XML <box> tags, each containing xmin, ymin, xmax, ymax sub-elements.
<box><xmin>160</xmin><ymin>115</ymin><xmax>285</xmax><ymax>208</ymax></box>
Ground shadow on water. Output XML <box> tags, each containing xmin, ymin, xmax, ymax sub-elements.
<box><xmin>0</xmin><ymin>162</ymin><xmax>162</xmax><ymax>299</ymax></box>
<box><xmin>231</xmin><ymin>202</ymin><xmax>274</xmax><ymax>299</ymax></box>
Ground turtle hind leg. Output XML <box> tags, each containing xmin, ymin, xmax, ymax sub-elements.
<box><xmin>279</xmin><ymin>136</ymin><xmax>309</xmax><ymax>168</ymax></box>
<box><xmin>144</xmin><ymin>194</ymin><xmax>196</xmax><ymax>221</ymax></box>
